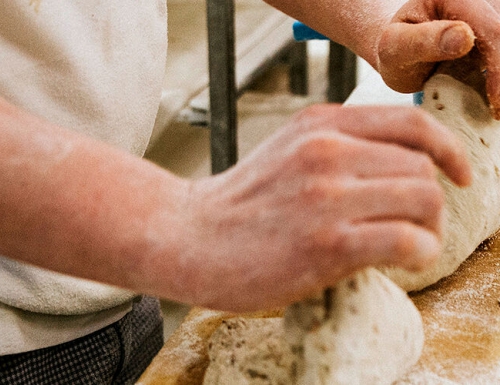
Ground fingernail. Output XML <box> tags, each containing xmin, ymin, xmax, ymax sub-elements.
<box><xmin>440</xmin><ymin>26</ymin><xmax>473</xmax><ymax>56</ymax></box>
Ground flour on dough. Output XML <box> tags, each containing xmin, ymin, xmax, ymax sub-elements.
<box><xmin>284</xmin><ymin>268</ymin><xmax>423</xmax><ymax>385</ymax></box>
<box><xmin>202</xmin><ymin>74</ymin><xmax>496</xmax><ymax>385</ymax></box>
<box><xmin>381</xmin><ymin>74</ymin><xmax>500</xmax><ymax>292</ymax></box>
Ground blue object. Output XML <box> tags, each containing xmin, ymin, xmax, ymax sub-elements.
<box><xmin>293</xmin><ymin>21</ymin><xmax>423</xmax><ymax>104</ymax></box>
<box><xmin>293</xmin><ymin>21</ymin><xmax>328</xmax><ymax>41</ymax></box>
<box><xmin>413</xmin><ymin>91</ymin><xmax>424</xmax><ymax>106</ymax></box>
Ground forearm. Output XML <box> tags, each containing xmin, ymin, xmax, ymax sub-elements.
<box><xmin>0</xmin><ymin>97</ymin><xmax>192</xmax><ymax>302</ymax></box>
<box><xmin>264</xmin><ymin>0</ymin><xmax>406</xmax><ymax>68</ymax></box>
<box><xmin>0</xmin><ymin>96</ymin><xmax>473</xmax><ymax>312</ymax></box>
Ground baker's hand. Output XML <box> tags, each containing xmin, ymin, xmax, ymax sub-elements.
<box><xmin>183</xmin><ymin>105</ymin><xmax>471</xmax><ymax>312</ymax></box>
<box><xmin>378</xmin><ymin>0</ymin><xmax>500</xmax><ymax>118</ymax></box>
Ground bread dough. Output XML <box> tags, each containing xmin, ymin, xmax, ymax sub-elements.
<box><xmin>280</xmin><ymin>74</ymin><xmax>499</xmax><ymax>384</ymax></box>
<box><xmin>202</xmin><ymin>271</ymin><xmax>423</xmax><ymax>385</ymax></box>
<box><xmin>203</xmin><ymin>317</ymin><xmax>295</xmax><ymax>385</ymax></box>
<box><xmin>203</xmin><ymin>270</ymin><xmax>423</xmax><ymax>385</ymax></box>
<box><xmin>284</xmin><ymin>268</ymin><xmax>423</xmax><ymax>385</ymax></box>
<box><xmin>381</xmin><ymin>74</ymin><xmax>500</xmax><ymax>291</ymax></box>
<box><xmin>202</xmin><ymin>74</ymin><xmax>499</xmax><ymax>385</ymax></box>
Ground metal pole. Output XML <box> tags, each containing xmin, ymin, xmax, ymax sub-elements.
<box><xmin>327</xmin><ymin>41</ymin><xmax>357</xmax><ymax>103</ymax></box>
<box><xmin>206</xmin><ymin>0</ymin><xmax>238</xmax><ymax>174</ymax></box>
<box><xmin>289</xmin><ymin>42</ymin><xmax>308</xmax><ymax>96</ymax></box>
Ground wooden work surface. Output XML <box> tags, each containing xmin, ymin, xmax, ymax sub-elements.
<box><xmin>138</xmin><ymin>238</ymin><xmax>500</xmax><ymax>385</ymax></box>
<box><xmin>397</xmin><ymin>235</ymin><xmax>500</xmax><ymax>384</ymax></box>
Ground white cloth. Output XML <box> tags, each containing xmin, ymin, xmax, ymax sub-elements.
<box><xmin>0</xmin><ymin>0</ymin><xmax>167</xmax><ymax>354</ymax></box>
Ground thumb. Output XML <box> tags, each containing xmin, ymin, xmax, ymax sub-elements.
<box><xmin>378</xmin><ymin>20</ymin><xmax>475</xmax><ymax>93</ymax></box>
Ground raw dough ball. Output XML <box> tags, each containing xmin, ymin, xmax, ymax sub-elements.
<box><xmin>203</xmin><ymin>317</ymin><xmax>295</xmax><ymax>385</ymax></box>
<box><xmin>284</xmin><ymin>268</ymin><xmax>424</xmax><ymax>385</ymax></box>
<box><xmin>381</xmin><ymin>74</ymin><xmax>500</xmax><ymax>291</ymax></box>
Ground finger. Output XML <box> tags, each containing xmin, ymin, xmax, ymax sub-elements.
<box><xmin>440</xmin><ymin>1</ymin><xmax>500</xmax><ymax>118</ymax></box>
<box><xmin>379</xmin><ymin>20</ymin><xmax>475</xmax><ymax>93</ymax></box>
<box><xmin>483</xmin><ymin>47</ymin><xmax>500</xmax><ymax>119</ymax></box>
<box><xmin>292</xmin><ymin>131</ymin><xmax>439</xmax><ymax>180</ymax></box>
<box><xmin>334</xmin><ymin>222</ymin><xmax>441</xmax><ymax>273</ymax></box>
<box><xmin>335</xmin><ymin>179</ymin><xmax>444</xmax><ymax>232</ymax></box>
<box><xmin>346</xmin><ymin>138</ymin><xmax>439</xmax><ymax>180</ymax></box>
<box><xmin>391</xmin><ymin>0</ymin><xmax>500</xmax><ymax>117</ymax></box>
<box><xmin>338</xmin><ymin>106</ymin><xmax>472</xmax><ymax>187</ymax></box>
<box><xmin>380</xmin><ymin>20</ymin><xmax>475</xmax><ymax>64</ymax></box>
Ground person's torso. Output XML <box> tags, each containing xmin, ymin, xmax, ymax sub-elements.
<box><xmin>0</xmin><ymin>0</ymin><xmax>167</xmax><ymax>354</ymax></box>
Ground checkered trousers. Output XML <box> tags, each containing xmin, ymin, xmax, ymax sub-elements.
<box><xmin>0</xmin><ymin>296</ymin><xmax>164</xmax><ymax>384</ymax></box>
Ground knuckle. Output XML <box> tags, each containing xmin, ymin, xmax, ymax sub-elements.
<box><xmin>297</xmin><ymin>177</ymin><xmax>343</xmax><ymax>206</ymax></box>
<box><xmin>300</xmin><ymin>227</ymin><xmax>347</xmax><ymax>266</ymax></box>
<box><xmin>292</xmin><ymin>105</ymin><xmax>322</xmax><ymax>128</ymax></box>
<box><xmin>291</xmin><ymin>104</ymin><xmax>340</xmax><ymax>133</ymax></box>
<box><xmin>400</xmin><ymin>108</ymin><xmax>448</xmax><ymax>147</ymax></box>
<box><xmin>300</xmin><ymin>180</ymin><xmax>328</xmax><ymax>202</ymax></box>
<box><xmin>292</xmin><ymin>136</ymin><xmax>343</xmax><ymax>174</ymax></box>
<box><xmin>414</xmin><ymin>153</ymin><xmax>436</xmax><ymax>177</ymax></box>
<box><xmin>331</xmin><ymin>230</ymin><xmax>354</xmax><ymax>258</ymax></box>
<box><xmin>378</xmin><ymin>25</ymin><xmax>404</xmax><ymax>62</ymax></box>
<box><xmin>404</xmin><ymin>108</ymin><xmax>433</xmax><ymax>132</ymax></box>
<box><xmin>303</xmin><ymin>228</ymin><xmax>336</xmax><ymax>253</ymax></box>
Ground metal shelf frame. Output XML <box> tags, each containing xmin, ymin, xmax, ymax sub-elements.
<box><xmin>206</xmin><ymin>0</ymin><xmax>356</xmax><ymax>174</ymax></box>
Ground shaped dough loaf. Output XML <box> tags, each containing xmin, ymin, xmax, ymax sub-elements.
<box><xmin>381</xmin><ymin>74</ymin><xmax>500</xmax><ymax>291</ymax></box>
<box><xmin>285</xmin><ymin>74</ymin><xmax>500</xmax><ymax>384</ymax></box>
<box><xmin>284</xmin><ymin>268</ymin><xmax>424</xmax><ymax>385</ymax></box>
<box><xmin>203</xmin><ymin>269</ymin><xmax>423</xmax><ymax>385</ymax></box>
<box><xmin>203</xmin><ymin>317</ymin><xmax>294</xmax><ymax>385</ymax></box>
<box><xmin>203</xmin><ymin>74</ymin><xmax>497</xmax><ymax>385</ymax></box>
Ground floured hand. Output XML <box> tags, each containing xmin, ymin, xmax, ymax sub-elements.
<box><xmin>378</xmin><ymin>0</ymin><xmax>500</xmax><ymax>118</ymax></box>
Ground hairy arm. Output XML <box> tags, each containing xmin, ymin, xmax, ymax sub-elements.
<box><xmin>264</xmin><ymin>0</ymin><xmax>405</xmax><ymax>68</ymax></box>
<box><xmin>0</xmin><ymin>95</ymin><xmax>472</xmax><ymax>311</ymax></box>
<box><xmin>265</xmin><ymin>0</ymin><xmax>500</xmax><ymax>117</ymax></box>
<box><xmin>0</xmin><ymin>96</ymin><xmax>193</xmax><ymax>302</ymax></box>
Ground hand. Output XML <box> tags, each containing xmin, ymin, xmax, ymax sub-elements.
<box><xmin>182</xmin><ymin>104</ymin><xmax>471</xmax><ymax>312</ymax></box>
<box><xmin>378</xmin><ymin>0</ymin><xmax>500</xmax><ymax>118</ymax></box>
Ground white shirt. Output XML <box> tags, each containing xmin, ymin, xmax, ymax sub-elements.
<box><xmin>0</xmin><ymin>0</ymin><xmax>167</xmax><ymax>354</ymax></box>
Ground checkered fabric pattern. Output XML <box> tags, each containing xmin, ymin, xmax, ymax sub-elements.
<box><xmin>0</xmin><ymin>296</ymin><xmax>164</xmax><ymax>384</ymax></box>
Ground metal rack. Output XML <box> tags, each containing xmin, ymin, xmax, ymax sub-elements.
<box><xmin>206</xmin><ymin>0</ymin><xmax>356</xmax><ymax>174</ymax></box>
